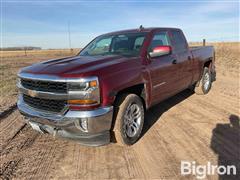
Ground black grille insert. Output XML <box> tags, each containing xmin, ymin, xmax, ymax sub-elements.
<box><xmin>21</xmin><ymin>79</ymin><xmax>67</xmax><ymax>93</ymax></box>
<box><xmin>23</xmin><ymin>94</ymin><xmax>67</xmax><ymax>113</ymax></box>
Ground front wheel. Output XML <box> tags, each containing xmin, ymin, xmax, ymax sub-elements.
<box><xmin>194</xmin><ymin>67</ymin><xmax>212</xmax><ymax>95</ymax></box>
<box><xmin>113</xmin><ymin>94</ymin><xmax>144</xmax><ymax>146</ymax></box>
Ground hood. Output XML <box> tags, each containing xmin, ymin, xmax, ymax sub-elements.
<box><xmin>21</xmin><ymin>55</ymin><xmax>133</xmax><ymax>77</ymax></box>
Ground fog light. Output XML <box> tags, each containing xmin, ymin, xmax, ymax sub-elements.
<box><xmin>75</xmin><ymin>118</ymin><xmax>88</xmax><ymax>132</ymax></box>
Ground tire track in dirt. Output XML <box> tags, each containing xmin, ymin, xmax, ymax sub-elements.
<box><xmin>8</xmin><ymin>132</ymin><xmax>70</xmax><ymax>179</ymax></box>
<box><xmin>0</xmin><ymin>110</ymin><xmax>73</xmax><ymax>179</ymax></box>
<box><xmin>0</xmin><ymin>108</ymin><xmax>46</xmax><ymax>179</ymax></box>
<box><xmin>0</xmin><ymin>123</ymin><xmax>27</xmax><ymax>155</ymax></box>
<box><xmin>0</xmin><ymin>123</ymin><xmax>48</xmax><ymax>180</ymax></box>
<box><xmin>179</xmin><ymin>93</ymin><xmax>236</xmax><ymax>120</ymax></box>
<box><xmin>0</xmin><ymin>104</ymin><xmax>17</xmax><ymax>121</ymax></box>
<box><xmin>137</xmin><ymin>108</ymin><xmax>213</xmax><ymax>178</ymax></box>
<box><xmin>0</xmin><ymin>125</ymin><xmax>39</xmax><ymax>156</ymax></box>
<box><xmin>0</xmin><ymin>159</ymin><xmax>22</xmax><ymax>180</ymax></box>
<box><xmin>136</xmin><ymin>113</ymin><xmax>185</xmax><ymax>178</ymax></box>
<box><xmin>27</xmin><ymin>139</ymin><xmax>56</xmax><ymax>180</ymax></box>
<box><xmin>0</xmin><ymin>111</ymin><xmax>26</xmax><ymax>151</ymax></box>
<box><xmin>0</xmin><ymin>124</ymin><xmax>39</xmax><ymax>179</ymax></box>
<box><xmin>147</xmin><ymin>109</ymin><xmax>207</xmax><ymax>177</ymax></box>
<box><xmin>30</xmin><ymin>137</ymin><xmax>72</xmax><ymax>180</ymax></box>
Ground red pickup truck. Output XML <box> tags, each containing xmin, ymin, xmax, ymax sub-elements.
<box><xmin>17</xmin><ymin>27</ymin><xmax>216</xmax><ymax>146</ymax></box>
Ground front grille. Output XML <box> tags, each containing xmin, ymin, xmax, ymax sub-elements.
<box><xmin>23</xmin><ymin>94</ymin><xmax>67</xmax><ymax>113</ymax></box>
<box><xmin>21</xmin><ymin>79</ymin><xmax>67</xmax><ymax>93</ymax></box>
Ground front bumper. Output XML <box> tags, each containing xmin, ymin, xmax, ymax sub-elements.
<box><xmin>17</xmin><ymin>95</ymin><xmax>113</xmax><ymax>146</ymax></box>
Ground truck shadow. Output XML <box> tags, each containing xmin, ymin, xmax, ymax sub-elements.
<box><xmin>210</xmin><ymin>114</ymin><xmax>240</xmax><ymax>180</ymax></box>
<box><xmin>141</xmin><ymin>89</ymin><xmax>194</xmax><ymax>138</ymax></box>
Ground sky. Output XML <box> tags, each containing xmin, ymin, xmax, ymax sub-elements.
<box><xmin>1</xmin><ymin>0</ymin><xmax>239</xmax><ymax>49</ymax></box>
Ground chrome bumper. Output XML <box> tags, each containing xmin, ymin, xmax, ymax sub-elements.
<box><xmin>17</xmin><ymin>96</ymin><xmax>113</xmax><ymax>146</ymax></box>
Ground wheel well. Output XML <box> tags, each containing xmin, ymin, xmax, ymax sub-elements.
<box><xmin>204</xmin><ymin>60</ymin><xmax>212</xmax><ymax>68</ymax></box>
<box><xmin>114</xmin><ymin>84</ymin><xmax>146</xmax><ymax>110</ymax></box>
<box><xmin>196</xmin><ymin>59</ymin><xmax>212</xmax><ymax>87</ymax></box>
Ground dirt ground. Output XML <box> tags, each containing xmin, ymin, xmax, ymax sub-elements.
<box><xmin>0</xmin><ymin>44</ymin><xmax>239</xmax><ymax>179</ymax></box>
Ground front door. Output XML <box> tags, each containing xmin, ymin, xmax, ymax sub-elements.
<box><xmin>147</xmin><ymin>31</ymin><xmax>181</xmax><ymax>106</ymax></box>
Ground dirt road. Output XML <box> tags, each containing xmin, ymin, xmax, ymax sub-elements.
<box><xmin>0</xmin><ymin>45</ymin><xmax>239</xmax><ymax>179</ymax></box>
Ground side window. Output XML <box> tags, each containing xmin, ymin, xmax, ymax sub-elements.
<box><xmin>149</xmin><ymin>32</ymin><xmax>169</xmax><ymax>52</ymax></box>
<box><xmin>134</xmin><ymin>36</ymin><xmax>144</xmax><ymax>51</ymax></box>
<box><xmin>171</xmin><ymin>30</ymin><xmax>187</xmax><ymax>52</ymax></box>
<box><xmin>112</xmin><ymin>35</ymin><xmax>129</xmax><ymax>52</ymax></box>
<box><xmin>89</xmin><ymin>37</ymin><xmax>111</xmax><ymax>55</ymax></box>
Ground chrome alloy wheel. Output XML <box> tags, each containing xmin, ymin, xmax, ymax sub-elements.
<box><xmin>203</xmin><ymin>72</ymin><xmax>210</xmax><ymax>91</ymax></box>
<box><xmin>123</xmin><ymin>103</ymin><xmax>142</xmax><ymax>138</ymax></box>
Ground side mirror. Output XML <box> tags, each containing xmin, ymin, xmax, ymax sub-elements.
<box><xmin>149</xmin><ymin>46</ymin><xmax>172</xmax><ymax>58</ymax></box>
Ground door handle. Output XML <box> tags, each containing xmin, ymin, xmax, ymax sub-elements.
<box><xmin>172</xmin><ymin>59</ymin><xmax>177</xmax><ymax>64</ymax></box>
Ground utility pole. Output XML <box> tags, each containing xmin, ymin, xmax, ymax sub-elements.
<box><xmin>203</xmin><ymin>39</ymin><xmax>206</xmax><ymax>46</ymax></box>
<box><xmin>68</xmin><ymin>21</ymin><xmax>72</xmax><ymax>53</ymax></box>
<box><xmin>24</xmin><ymin>46</ymin><xmax>27</xmax><ymax>56</ymax></box>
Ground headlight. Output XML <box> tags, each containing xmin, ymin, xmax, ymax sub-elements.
<box><xmin>67</xmin><ymin>77</ymin><xmax>100</xmax><ymax>108</ymax></box>
<box><xmin>68</xmin><ymin>80</ymin><xmax>97</xmax><ymax>91</ymax></box>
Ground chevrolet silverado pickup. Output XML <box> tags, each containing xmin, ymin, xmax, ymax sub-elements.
<box><xmin>17</xmin><ymin>27</ymin><xmax>216</xmax><ymax>146</ymax></box>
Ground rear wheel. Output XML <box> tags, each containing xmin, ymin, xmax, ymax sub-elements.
<box><xmin>194</xmin><ymin>67</ymin><xmax>212</xmax><ymax>95</ymax></box>
<box><xmin>113</xmin><ymin>94</ymin><xmax>144</xmax><ymax>146</ymax></box>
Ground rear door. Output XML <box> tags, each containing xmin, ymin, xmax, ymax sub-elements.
<box><xmin>169</xmin><ymin>30</ymin><xmax>193</xmax><ymax>90</ymax></box>
<box><xmin>147</xmin><ymin>30</ymin><xmax>181</xmax><ymax>105</ymax></box>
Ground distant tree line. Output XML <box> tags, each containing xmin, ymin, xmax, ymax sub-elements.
<box><xmin>0</xmin><ymin>46</ymin><xmax>42</xmax><ymax>51</ymax></box>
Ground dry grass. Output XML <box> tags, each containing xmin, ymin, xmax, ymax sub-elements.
<box><xmin>190</xmin><ymin>42</ymin><xmax>239</xmax><ymax>75</ymax></box>
<box><xmin>0</xmin><ymin>49</ymin><xmax>80</xmax><ymax>112</ymax></box>
<box><xmin>1</xmin><ymin>49</ymin><xmax>80</xmax><ymax>58</ymax></box>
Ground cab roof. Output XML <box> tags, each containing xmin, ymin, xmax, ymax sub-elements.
<box><xmin>101</xmin><ymin>27</ymin><xmax>181</xmax><ymax>36</ymax></box>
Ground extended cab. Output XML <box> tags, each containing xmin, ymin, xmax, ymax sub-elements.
<box><xmin>17</xmin><ymin>27</ymin><xmax>216</xmax><ymax>146</ymax></box>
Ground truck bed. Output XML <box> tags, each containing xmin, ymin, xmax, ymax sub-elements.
<box><xmin>190</xmin><ymin>45</ymin><xmax>214</xmax><ymax>62</ymax></box>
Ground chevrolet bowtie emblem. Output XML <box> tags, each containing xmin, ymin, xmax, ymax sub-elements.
<box><xmin>28</xmin><ymin>90</ymin><xmax>38</xmax><ymax>97</ymax></box>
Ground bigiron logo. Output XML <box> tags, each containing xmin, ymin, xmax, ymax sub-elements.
<box><xmin>181</xmin><ymin>161</ymin><xmax>237</xmax><ymax>179</ymax></box>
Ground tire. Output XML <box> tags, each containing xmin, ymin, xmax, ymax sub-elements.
<box><xmin>113</xmin><ymin>94</ymin><xmax>144</xmax><ymax>146</ymax></box>
<box><xmin>194</xmin><ymin>67</ymin><xmax>212</xmax><ymax>95</ymax></box>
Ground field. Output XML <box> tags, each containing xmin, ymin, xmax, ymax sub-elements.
<box><xmin>0</xmin><ymin>43</ymin><xmax>239</xmax><ymax>179</ymax></box>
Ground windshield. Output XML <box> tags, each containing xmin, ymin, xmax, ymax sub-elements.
<box><xmin>79</xmin><ymin>32</ymin><xmax>147</xmax><ymax>57</ymax></box>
